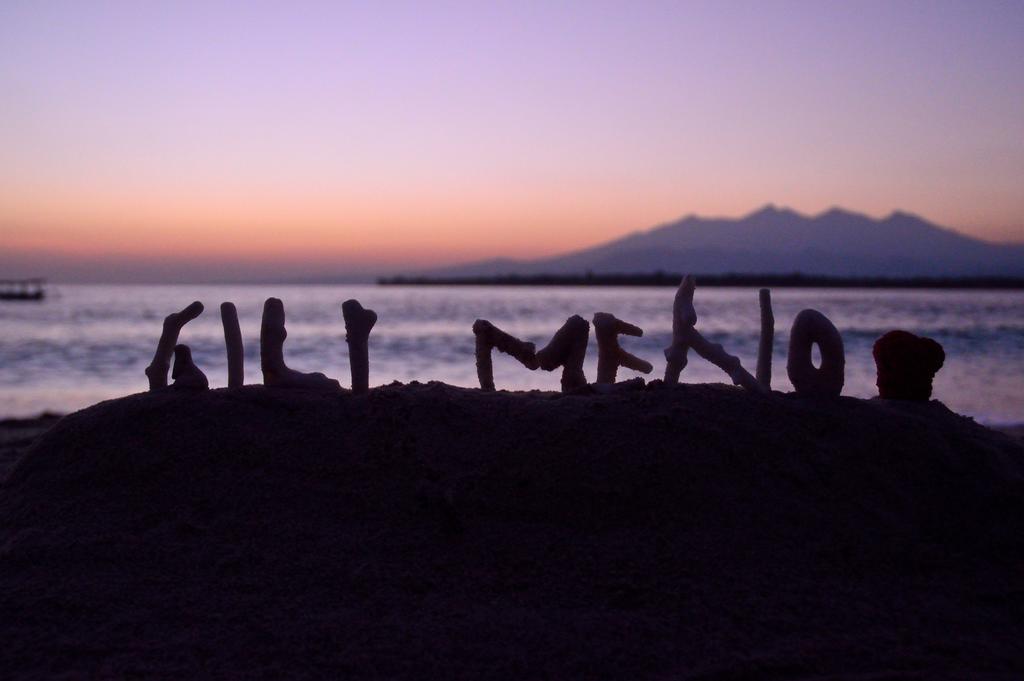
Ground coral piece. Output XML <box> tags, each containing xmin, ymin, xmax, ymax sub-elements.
<box><xmin>873</xmin><ymin>330</ymin><xmax>945</xmax><ymax>401</ymax></box>
<box><xmin>663</xmin><ymin>275</ymin><xmax>696</xmax><ymax>384</ymax></box>
<box><xmin>786</xmin><ymin>309</ymin><xmax>845</xmax><ymax>397</ymax></box>
<box><xmin>536</xmin><ymin>315</ymin><xmax>590</xmax><ymax>392</ymax></box>
<box><xmin>593</xmin><ymin>312</ymin><xmax>653</xmax><ymax>384</ymax></box>
<box><xmin>145</xmin><ymin>301</ymin><xmax>204</xmax><ymax>390</ymax></box>
<box><xmin>684</xmin><ymin>327</ymin><xmax>765</xmax><ymax>393</ymax></box>
<box><xmin>757</xmin><ymin>288</ymin><xmax>774</xmax><ymax>390</ymax></box>
<box><xmin>260</xmin><ymin>298</ymin><xmax>340</xmax><ymax>390</ymax></box>
<box><xmin>663</xmin><ymin>276</ymin><xmax>764</xmax><ymax>392</ymax></box>
<box><xmin>342</xmin><ymin>299</ymin><xmax>377</xmax><ymax>395</ymax></box>
<box><xmin>171</xmin><ymin>344</ymin><xmax>209</xmax><ymax>389</ymax></box>
<box><xmin>220</xmin><ymin>302</ymin><xmax>244</xmax><ymax>388</ymax></box>
<box><xmin>472</xmin><ymin>319</ymin><xmax>539</xmax><ymax>391</ymax></box>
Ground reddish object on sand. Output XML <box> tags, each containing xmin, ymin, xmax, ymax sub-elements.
<box><xmin>873</xmin><ymin>330</ymin><xmax>945</xmax><ymax>401</ymax></box>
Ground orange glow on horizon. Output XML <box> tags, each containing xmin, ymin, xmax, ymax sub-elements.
<box><xmin>2</xmin><ymin>186</ymin><xmax>1024</xmax><ymax>276</ymax></box>
<box><xmin>4</xmin><ymin>183</ymin><xmax>1023</xmax><ymax>276</ymax></box>
<box><xmin>0</xmin><ymin>185</ymin><xmax>697</xmax><ymax>266</ymax></box>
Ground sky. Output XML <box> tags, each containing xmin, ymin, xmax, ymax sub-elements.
<box><xmin>1</xmin><ymin>0</ymin><xmax>1022</xmax><ymax>281</ymax></box>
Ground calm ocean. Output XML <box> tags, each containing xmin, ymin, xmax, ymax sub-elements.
<box><xmin>1</xmin><ymin>284</ymin><xmax>1022</xmax><ymax>424</ymax></box>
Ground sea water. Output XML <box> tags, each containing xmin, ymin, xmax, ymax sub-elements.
<box><xmin>1</xmin><ymin>284</ymin><xmax>1022</xmax><ymax>425</ymax></box>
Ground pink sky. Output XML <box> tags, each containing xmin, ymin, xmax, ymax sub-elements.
<box><xmin>1</xmin><ymin>1</ymin><xmax>1022</xmax><ymax>281</ymax></box>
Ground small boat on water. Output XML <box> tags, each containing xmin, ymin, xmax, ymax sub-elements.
<box><xmin>0</xmin><ymin>278</ymin><xmax>46</xmax><ymax>301</ymax></box>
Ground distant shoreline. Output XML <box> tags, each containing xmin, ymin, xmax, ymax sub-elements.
<box><xmin>378</xmin><ymin>273</ymin><xmax>1024</xmax><ymax>289</ymax></box>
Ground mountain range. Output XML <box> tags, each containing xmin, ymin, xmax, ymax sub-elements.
<box><xmin>423</xmin><ymin>206</ymin><xmax>1024</xmax><ymax>278</ymax></box>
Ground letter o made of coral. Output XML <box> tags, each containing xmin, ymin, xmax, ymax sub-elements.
<box><xmin>787</xmin><ymin>309</ymin><xmax>845</xmax><ymax>397</ymax></box>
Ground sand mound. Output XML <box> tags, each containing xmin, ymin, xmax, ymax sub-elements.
<box><xmin>2</xmin><ymin>383</ymin><xmax>1023</xmax><ymax>679</ymax></box>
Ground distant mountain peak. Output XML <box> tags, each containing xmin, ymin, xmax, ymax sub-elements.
<box><xmin>749</xmin><ymin>203</ymin><xmax>782</xmax><ymax>217</ymax></box>
<box><xmin>422</xmin><ymin>206</ymin><xmax>1024</xmax><ymax>278</ymax></box>
<box><xmin>817</xmin><ymin>206</ymin><xmax>857</xmax><ymax>219</ymax></box>
<box><xmin>746</xmin><ymin>204</ymin><xmax>802</xmax><ymax>222</ymax></box>
<box><xmin>885</xmin><ymin>209</ymin><xmax>922</xmax><ymax>222</ymax></box>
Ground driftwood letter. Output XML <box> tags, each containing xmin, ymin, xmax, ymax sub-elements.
<box><xmin>472</xmin><ymin>320</ymin><xmax>538</xmax><ymax>391</ymax></box>
<box><xmin>220</xmin><ymin>302</ymin><xmax>244</xmax><ymax>388</ymax></box>
<box><xmin>146</xmin><ymin>301</ymin><xmax>204</xmax><ymax>390</ymax></box>
<box><xmin>342</xmin><ymin>299</ymin><xmax>377</xmax><ymax>395</ymax></box>
<box><xmin>171</xmin><ymin>344</ymin><xmax>209</xmax><ymax>390</ymax></box>
<box><xmin>536</xmin><ymin>315</ymin><xmax>590</xmax><ymax>392</ymax></box>
<box><xmin>593</xmin><ymin>312</ymin><xmax>652</xmax><ymax>384</ymax></box>
<box><xmin>663</xmin><ymin>276</ymin><xmax>764</xmax><ymax>393</ymax></box>
<box><xmin>786</xmin><ymin>309</ymin><xmax>844</xmax><ymax>397</ymax></box>
<box><xmin>757</xmin><ymin>288</ymin><xmax>774</xmax><ymax>390</ymax></box>
<box><xmin>260</xmin><ymin>298</ymin><xmax>340</xmax><ymax>390</ymax></box>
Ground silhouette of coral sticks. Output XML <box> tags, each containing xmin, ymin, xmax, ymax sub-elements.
<box><xmin>145</xmin><ymin>301</ymin><xmax>204</xmax><ymax>390</ymax></box>
<box><xmin>472</xmin><ymin>320</ymin><xmax>539</xmax><ymax>391</ymax></box>
<box><xmin>342</xmin><ymin>299</ymin><xmax>377</xmax><ymax>395</ymax></box>
<box><xmin>142</xmin><ymin>286</ymin><xmax>862</xmax><ymax>400</ymax></box>
<box><xmin>787</xmin><ymin>309</ymin><xmax>845</xmax><ymax>397</ymax></box>
<box><xmin>261</xmin><ymin>297</ymin><xmax>340</xmax><ymax>390</ymax></box>
<box><xmin>593</xmin><ymin>312</ymin><xmax>652</xmax><ymax>384</ymax></box>
<box><xmin>220</xmin><ymin>302</ymin><xmax>244</xmax><ymax>388</ymax></box>
<box><xmin>172</xmin><ymin>344</ymin><xmax>209</xmax><ymax>389</ymax></box>
<box><xmin>663</xmin><ymin>276</ymin><xmax>696</xmax><ymax>384</ymax></box>
<box><xmin>663</xmin><ymin>276</ymin><xmax>764</xmax><ymax>393</ymax></box>
<box><xmin>536</xmin><ymin>315</ymin><xmax>590</xmax><ymax>392</ymax></box>
<box><xmin>757</xmin><ymin>288</ymin><xmax>774</xmax><ymax>390</ymax></box>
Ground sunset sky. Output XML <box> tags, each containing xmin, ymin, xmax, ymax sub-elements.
<box><xmin>2</xmin><ymin>1</ymin><xmax>1022</xmax><ymax>281</ymax></box>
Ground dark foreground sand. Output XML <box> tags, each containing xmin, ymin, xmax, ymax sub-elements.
<box><xmin>0</xmin><ymin>413</ymin><xmax>62</xmax><ymax>481</ymax></box>
<box><xmin>1</xmin><ymin>383</ymin><xmax>1022</xmax><ymax>679</ymax></box>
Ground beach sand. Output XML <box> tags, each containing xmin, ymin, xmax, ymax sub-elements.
<box><xmin>0</xmin><ymin>413</ymin><xmax>62</xmax><ymax>482</ymax></box>
<box><xmin>1</xmin><ymin>383</ymin><xmax>1022</xmax><ymax>679</ymax></box>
